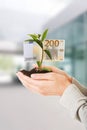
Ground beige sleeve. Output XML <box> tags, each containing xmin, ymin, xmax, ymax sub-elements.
<box><xmin>72</xmin><ymin>78</ymin><xmax>87</xmax><ymax>96</ymax></box>
<box><xmin>59</xmin><ymin>84</ymin><xmax>87</xmax><ymax>120</ymax></box>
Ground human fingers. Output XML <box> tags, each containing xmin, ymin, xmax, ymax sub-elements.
<box><xmin>43</xmin><ymin>66</ymin><xmax>72</xmax><ymax>82</ymax></box>
<box><xmin>21</xmin><ymin>78</ymin><xmax>57</xmax><ymax>96</ymax></box>
<box><xmin>31</xmin><ymin>72</ymin><xmax>57</xmax><ymax>80</ymax></box>
<box><xmin>16</xmin><ymin>71</ymin><xmax>52</xmax><ymax>89</ymax></box>
<box><xmin>16</xmin><ymin>71</ymin><xmax>34</xmax><ymax>84</ymax></box>
<box><xmin>16</xmin><ymin>72</ymin><xmax>42</xmax><ymax>93</ymax></box>
<box><xmin>16</xmin><ymin>72</ymin><xmax>52</xmax><ymax>95</ymax></box>
<box><xmin>22</xmin><ymin>81</ymin><xmax>42</xmax><ymax>94</ymax></box>
<box><xmin>16</xmin><ymin>71</ymin><xmax>51</xmax><ymax>86</ymax></box>
<box><xmin>16</xmin><ymin>71</ymin><xmax>70</xmax><ymax>96</ymax></box>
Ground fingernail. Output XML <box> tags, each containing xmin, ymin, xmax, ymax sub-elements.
<box><xmin>16</xmin><ymin>72</ymin><xmax>21</xmax><ymax>76</ymax></box>
<box><xmin>16</xmin><ymin>72</ymin><xmax>19</xmax><ymax>76</ymax></box>
<box><xmin>31</xmin><ymin>74</ymin><xmax>36</xmax><ymax>78</ymax></box>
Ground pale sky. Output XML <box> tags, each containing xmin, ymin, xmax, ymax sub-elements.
<box><xmin>0</xmin><ymin>0</ymin><xmax>72</xmax><ymax>16</ymax></box>
<box><xmin>0</xmin><ymin>0</ymin><xmax>73</xmax><ymax>47</ymax></box>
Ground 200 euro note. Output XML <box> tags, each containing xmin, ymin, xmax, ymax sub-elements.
<box><xmin>23</xmin><ymin>40</ymin><xmax>65</xmax><ymax>61</ymax></box>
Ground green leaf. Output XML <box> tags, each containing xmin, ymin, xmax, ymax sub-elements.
<box><xmin>44</xmin><ymin>49</ymin><xmax>52</xmax><ymax>59</ymax></box>
<box><xmin>41</xmin><ymin>29</ymin><xmax>48</xmax><ymax>41</ymax></box>
<box><xmin>35</xmin><ymin>39</ymin><xmax>43</xmax><ymax>48</ymax></box>
<box><xmin>36</xmin><ymin>61</ymin><xmax>42</xmax><ymax>67</ymax></box>
<box><xmin>28</xmin><ymin>34</ymin><xmax>38</xmax><ymax>38</ymax></box>
<box><xmin>24</xmin><ymin>39</ymin><xmax>34</xmax><ymax>42</ymax></box>
<box><xmin>29</xmin><ymin>34</ymin><xmax>43</xmax><ymax>48</ymax></box>
<box><xmin>29</xmin><ymin>34</ymin><xmax>38</xmax><ymax>39</ymax></box>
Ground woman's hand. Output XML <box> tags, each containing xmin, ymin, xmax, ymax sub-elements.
<box><xmin>16</xmin><ymin>66</ymin><xmax>72</xmax><ymax>96</ymax></box>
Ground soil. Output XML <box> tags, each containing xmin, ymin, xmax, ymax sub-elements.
<box><xmin>20</xmin><ymin>67</ymin><xmax>52</xmax><ymax>77</ymax></box>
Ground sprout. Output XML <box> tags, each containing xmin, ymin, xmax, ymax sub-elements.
<box><xmin>25</xmin><ymin>29</ymin><xmax>52</xmax><ymax>70</ymax></box>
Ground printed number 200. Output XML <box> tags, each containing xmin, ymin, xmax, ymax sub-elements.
<box><xmin>44</xmin><ymin>40</ymin><xmax>59</xmax><ymax>47</ymax></box>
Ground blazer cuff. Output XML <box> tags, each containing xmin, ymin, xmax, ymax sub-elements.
<box><xmin>72</xmin><ymin>78</ymin><xmax>87</xmax><ymax>96</ymax></box>
<box><xmin>59</xmin><ymin>84</ymin><xmax>87</xmax><ymax>120</ymax></box>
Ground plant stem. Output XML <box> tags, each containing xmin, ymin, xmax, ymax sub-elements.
<box><xmin>40</xmin><ymin>47</ymin><xmax>44</xmax><ymax>68</ymax></box>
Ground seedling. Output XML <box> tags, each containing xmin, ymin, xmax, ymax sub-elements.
<box><xmin>20</xmin><ymin>29</ymin><xmax>52</xmax><ymax>77</ymax></box>
<box><xmin>25</xmin><ymin>29</ymin><xmax>52</xmax><ymax>71</ymax></box>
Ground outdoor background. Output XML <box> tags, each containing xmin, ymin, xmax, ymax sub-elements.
<box><xmin>0</xmin><ymin>0</ymin><xmax>86</xmax><ymax>130</ymax></box>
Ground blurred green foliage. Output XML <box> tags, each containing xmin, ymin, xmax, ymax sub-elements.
<box><xmin>0</xmin><ymin>55</ymin><xmax>14</xmax><ymax>70</ymax></box>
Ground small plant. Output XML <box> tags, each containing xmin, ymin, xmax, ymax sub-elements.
<box><xmin>25</xmin><ymin>29</ymin><xmax>52</xmax><ymax>71</ymax></box>
<box><xmin>20</xmin><ymin>29</ymin><xmax>52</xmax><ymax>77</ymax></box>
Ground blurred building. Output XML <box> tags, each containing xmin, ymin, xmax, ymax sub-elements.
<box><xmin>44</xmin><ymin>0</ymin><xmax>87</xmax><ymax>86</ymax></box>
